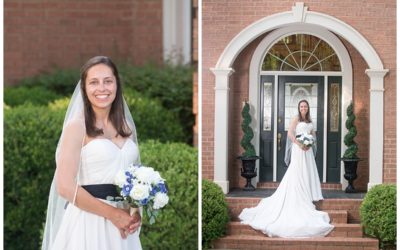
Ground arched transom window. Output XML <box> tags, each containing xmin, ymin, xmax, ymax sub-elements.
<box><xmin>262</xmin><ymin>34</ymin><xmax>341</xmax><ymax>71</ymax></box>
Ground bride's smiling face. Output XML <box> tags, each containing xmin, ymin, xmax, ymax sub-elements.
<box><xmin>299</xmin><ymin>102</ymin><xmax>309</xmax><ymax>117</ymax></box>
<box><xmin>85</xmin><ymin>64</ymin><xmax>117</xmax><ymax>110</ymax></box>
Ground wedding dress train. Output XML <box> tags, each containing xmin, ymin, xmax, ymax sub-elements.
<box><xmin>239</xmin><ymin>122</ymin><xmax>334</xmax><ymax>238</ymax></box>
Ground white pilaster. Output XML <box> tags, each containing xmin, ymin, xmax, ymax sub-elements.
<box><xmin>211</xmin><ymin>68</ymin><xmax>235</xmax><ymax>194</ymax></box>
<box><xmin>365</xmin><ymin>69</ymin><xmax>389</xmax><ymax>190</ymax></box>
<box><xmin>162</xmin><ymin>0</ymin><xmax>191</xmax><ymax>64</ymax></box>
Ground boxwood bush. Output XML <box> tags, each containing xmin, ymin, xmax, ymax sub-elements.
<box><xmin>4</xmin><ymin>86</ymin><xmax>62</xmax><ymax>107</ymax></box>
<box><xmin>11</xmin><ymin>63</ymin><xmax>194</xmax><ymax>143</ymax></box>
<box><xmin>4</xmin><ymin>106</ymin><xmax>197</xmax><ymax>249</ymax></box>
<box><xmin>202</xmin><ymin>179</ymin><xmax>229</xmax><ymax>249</ymax></box>
<box><xmin>140</xmin><ymin>140</ymin><xmax>198</xmax><ymax>249</ymax></box>
<box><xmin>360</xmin><ymin>184</ymin><xmax>396</xmax><ymax>249</ymax></box>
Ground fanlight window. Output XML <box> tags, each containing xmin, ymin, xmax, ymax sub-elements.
<box><xmin>262</xmin><ymin>34</ymin><xmax>341</xmax><ymax>71</ymax></box>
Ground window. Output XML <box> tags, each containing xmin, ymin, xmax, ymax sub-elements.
<box><xmin>262</xmin><ymin>34</ymin><xmax>341</xmax><ymax>71</ymax></box>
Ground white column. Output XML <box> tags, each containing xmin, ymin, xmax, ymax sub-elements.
<box><xmin>211</xmin><ymin>68</ymin><xmax>235</xmax><ymax>194</ymax></box>
<box><xmin>365</xmin><ymin>69</ymin><xmax>389</xmax><ymax>189</ymax></box>
<box><xmin>162</xmin><ymin>0</ymin><xmax>191</xmax><ymax>65</ymax></box>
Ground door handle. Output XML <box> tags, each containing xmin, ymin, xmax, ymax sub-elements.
<box><xmin>277</xmin><ymin>133</ymin><xmax>282</xmax><ymax>151</ymax></box>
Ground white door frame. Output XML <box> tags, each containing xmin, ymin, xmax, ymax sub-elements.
<box><xmin>211</xmin><ymin>2</ymin><xmax>388</xmax><ymax>194</ymax></box>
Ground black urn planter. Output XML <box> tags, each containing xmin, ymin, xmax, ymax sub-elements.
<box><xmin>238</xmin><ymin>156</ymin><xmax>261</xmax><ymax>191</ymax></box>
<box><xmin>342</xmin><ymin>158</ymin><xmax>360</xmax><ymax>193</ymax></box>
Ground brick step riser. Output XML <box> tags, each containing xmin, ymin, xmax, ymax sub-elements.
<box><xmin>256</xmin><ymin>183</ymin><xmax>343</xmax><ymax>190</ymax></box>
<box><xmin>227</xmin><ymin>224</ymin><xmax>363</xmax><ymax>238</ymax></box>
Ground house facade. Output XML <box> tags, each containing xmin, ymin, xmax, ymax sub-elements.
<box><xmin>202</xmin><ymin>1</ymin><xmax>396</xmax><ymax>193</ymax></box>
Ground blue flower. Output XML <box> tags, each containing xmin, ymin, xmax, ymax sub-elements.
<box><xmin>140</xmin><ymin>198</ymin><xmax>149</xmax><ymax>205</ymax></box>
<box><xmin>150</xmin><ymin>187</ymin><xmax>157</xmax><ymax>196</ymax></box>
<box><xmin>158</xmin><ymin>183</ymin><xmax>168</xmax><ymax>193</ymax></box>
<box><xmin>122</xmin><ymin>184</ymin><xmax>133</xmax><ymax>196</ymax></box>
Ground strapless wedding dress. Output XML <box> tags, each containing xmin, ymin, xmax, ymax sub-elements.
<box><xmin>51</xmin><ymin>138</ymin><xmax>142</xmax><ymax>250</ymax></box>
<box><xmin>239</xmin><ymin>122</ymin><xmax>334</xmax><ymax>238</ymax></box>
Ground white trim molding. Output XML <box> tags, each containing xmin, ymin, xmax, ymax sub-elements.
<box><xmin>211</xmin><ymin>68</ymin><xmax>235</xmax><ymax>193</ymax></box>
<box><xmin>211</xmin><ymin>2</ymin><xmax>389</xmax><ymax>193</ymax></box>
<box><xmin>162</xmin><ymin>0</ymin><xmax>192</xmax><ymax>65</ymax></box>
<box><xmin>365</xmin><ymin>69</ymin><xmax>389</xmax><ymax>190</ymax></box>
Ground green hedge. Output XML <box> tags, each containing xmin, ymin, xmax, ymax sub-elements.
<box><xmin>4</xmin><ymin>105</ymin><xmax>64</xmax><ymax>250</ymax></box>
<box><xmin>4</xmin><ymin>86</ymin><xmax>62</xmax><ymax>107</ymax></box>
<box><xmin>4</xmin><ymin>105</ymin><xmax>197</xmax><ymax>249</ymax></box>
<box><xmin>10</xmin><ymin>63</ymin><xmax>194</xmax><ymax>143</ymax></box>
<box><xmin>140</xmin><ymin>140</ymin><xmax>198</xmax><ymax>249</ymax></box>
<box><xmin>360</xmin><ymin>184</ymin><xmax>396</xmax><ymax>249</ymax></box>
<box><xmin>202</xmin><ymin>179</ymin><xmax>229</xmax><ymax>249</ymax></box>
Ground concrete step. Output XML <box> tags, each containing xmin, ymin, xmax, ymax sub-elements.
<box><xmin>226</xmin><ymin>222</ymin><xmax>363</xmax><ymax>238</ymax></box>
<box><xmin>226</xmin><ymin>197</ymin><xmax>362</xmax><ymax>223</ymax></box>
<box><xmin>213</xmin><ymin>235</ymin><xmax>379</xmax><ymax>250</ymax></box>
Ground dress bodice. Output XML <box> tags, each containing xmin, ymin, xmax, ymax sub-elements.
<box><xmin>79</xmin><ymin>138</ymin><xmax>139</xmax><ymax>185</ymax></box>
<box><xmin>296</xmin><ymin>122</ymin><xmax>313</xmax><ymax>135</ymax></box>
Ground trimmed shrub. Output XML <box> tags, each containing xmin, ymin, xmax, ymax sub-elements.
<box><xmin>123</xmin><ymin>88</ymin><xmax>186</xmax><ymax>143</ymax></box>
<box><xmin>4</xmin><ymin>105</ymin><xmax>197</xmax><ymax>249</ymax></box>
<box><xmin>4</xmin><ymin>105</ymin><xmax>64</xmax><ymax>250</ymax></box>
<box><xmin>119</xmin><ymin>63</ymin><xmax>194</xmax><ymax>143</ymax></box>
<box><xmin>4</xmin><ymin>86</ymin><xmax>62</xmax><ymax>107</ymax></box>
<box><xmin>17</xmin><ymin>68</ymin><xmax>79</xmax><ymax>96</ymax></box>
<box><xmin>360</xmin><ymin>184</ymin><xmax>396</xmax><ymax>249</ymax></box>
<box><xmin>202</xmin><ymin>179</ymin><xmax>229</xmax><ymax>249</ymax></box>
<box><xmin>139</xmin><ymin>140</ymin><xmax>198</xmax><ymax>249</ymax></box>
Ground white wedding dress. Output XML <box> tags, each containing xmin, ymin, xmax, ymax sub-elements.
<box><xmin>239</xmin><ymin>122</ymin><xmax>334</xmax><ymax>238</ymax></box>
<box><xmin>51</xmin><ymin>138</ymin><xmax>142</xmax><ymax>250</ymax></box>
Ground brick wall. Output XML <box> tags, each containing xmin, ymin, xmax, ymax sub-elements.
<box><xmin>202</xmin><ymin>0</ymin><xmax>396</xmax><ymax>189</ymax></box>
<box><xmin>5</xmin><ymin>0</ymin><xmax>163</xmax><ymax>84</ymax></box>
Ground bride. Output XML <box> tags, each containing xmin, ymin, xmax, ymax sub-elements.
<box><xmin>239</xmin><ymin>100</ymin><xmax>334</xmax><ymax>238</ymax></box>
<box><xmin>42</xmin><ymin>56</ymin><xmax>142</xmax><ymax>249</ymax></box>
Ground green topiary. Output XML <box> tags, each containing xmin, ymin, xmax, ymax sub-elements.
<box><xmin>240</xmin><ymin>102</ymin><xmax>256</xmax><ymax>157</ymax></box>
<box><xmin>202</xmin><ymin>179</ymin><xmax>229</xmax><ymax>249</ymax></box>
<box><xmin>343</xmin><ymin>102</ymin><xmax>359</xmax><ymax>159</ymax></box>
<box><xmin>360</xmin><ymin>184</ymin><xmax>396</xmax><ymax>249</ymax></box>
<box><xmin>139</xmin><ymin>140</ymin><xmax>198</xmax><ymax>249</ymax></box>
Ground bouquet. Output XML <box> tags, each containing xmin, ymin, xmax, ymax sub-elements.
<box><xmin>296</xmin><ymin>133</ymin><xmax>314</xmax><ymax>148</ymax></box>
<box><xmin>115</xmin><ymin>164</ymin><xmax>169</xmax><ymax>224</ymax></box>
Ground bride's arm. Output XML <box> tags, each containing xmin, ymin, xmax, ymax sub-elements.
<box><xmin>55</xmin><ymin>121</ymin><xmax>139</xmax><ymax>238</ymax></box>
<box><xmin>288</xmin><ymin>116</ymin><xmax>301</xmax><ymax>147</ymax></box>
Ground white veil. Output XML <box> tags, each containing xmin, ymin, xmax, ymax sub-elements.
<box><xmin>41</xmin><ymin>81</ymin><xmax>140</xmax><ymax>250</ymax></box>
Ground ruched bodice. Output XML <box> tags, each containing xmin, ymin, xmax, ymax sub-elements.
<box><xmin>79</xmin><ymin>138</ymin><xmax>139</xmax><ymax>185</ymax></box>
<box><xmin>296</xmin><ymin>121</ymin><xmax>313</xmax><ymax>135</ymax></box>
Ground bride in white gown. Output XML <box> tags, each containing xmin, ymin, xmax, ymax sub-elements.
<box><xmin>42</xmin><ymin>56</ymin><xmax>142</xmax><ymax>250</ymax></box>
<box><xmin>239</xmin><ymin>100</ymin><xmax>334</xmax><ymax>238</ymax></box>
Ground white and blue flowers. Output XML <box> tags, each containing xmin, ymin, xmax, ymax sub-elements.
<box><xmin>115</xmin><ymin>164</ymin><xmax>169</xmax><ymax>224</ymax></box>
<box><xmin>296</xmin><ymin>133</ymin><xmax>315</xmax><ymax>148</ymax></box>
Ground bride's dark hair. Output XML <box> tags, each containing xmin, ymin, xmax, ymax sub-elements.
<box><xmin>297</xmin><ymin>99</ymin><xmax>312</xmax><ymax>123</ymax></box>
<box><xmin>80</xmin><ymin>56</ymin><xmax>132</xmax><ymax>138</ymax></box>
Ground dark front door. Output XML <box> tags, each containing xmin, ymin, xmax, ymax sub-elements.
<box><xmin>259</xmin><ymin>75</ymin><xmax>325</xmax><ymax>182</ymax></box>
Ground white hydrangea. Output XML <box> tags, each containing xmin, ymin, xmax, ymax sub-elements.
<box><xmin>135</xmin><ymin>167</ymin><xmax>159</xmax><ymax>185</ymax></box>
<box><xmin>153</xmin><ymin>192</ymin><xmax>169</xmax><ymax>209</ymax></box>
<box><xmin>130</xmin><ymin>183</ymin><xmax>150</xmax><ymax>201</ymax></box>
<box><xmin>115</xmin><ymin>170</ymin><xmax>127</xmax><ymax>188</ymax></box>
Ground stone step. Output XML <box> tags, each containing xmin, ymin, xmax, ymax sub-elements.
<box><xmin>226</xmin><ymin>197</ymin><xmax>362</xmax><ymax>223</ymax></box>
<box><xmin>226</xmin><ymin>222</ymin><xmax>363</xmax><ymax>238</ymax></box>
<box><xmin>213</xmin><ymin>235</ymin><xmax>379</xmax><ymax>250</ymax></box>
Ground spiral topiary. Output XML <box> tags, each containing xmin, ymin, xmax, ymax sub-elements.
<box><xmin>240</xmin><ymin>102</ymin><xmax>256</xmax><ymax>157</ymax></box>
<box><xmin>360</xmin><ymin>184</ymin><xmax>396</xmax><ymax>249</ymax></box>
<box><xmin>343</xmin><ymin>102</ymin><xmax>359</xmax><ymax>159</ymax></box>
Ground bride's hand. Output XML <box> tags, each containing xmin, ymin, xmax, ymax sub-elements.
<box><xmin>109</xmin><ymin>207</ymin><xmax>136</xmax><ymax>239</ymax></box>
<box><xmin>127</xmin><ymin>211</ymin><xmax>141</xmax><ymax>234</ymax></box>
